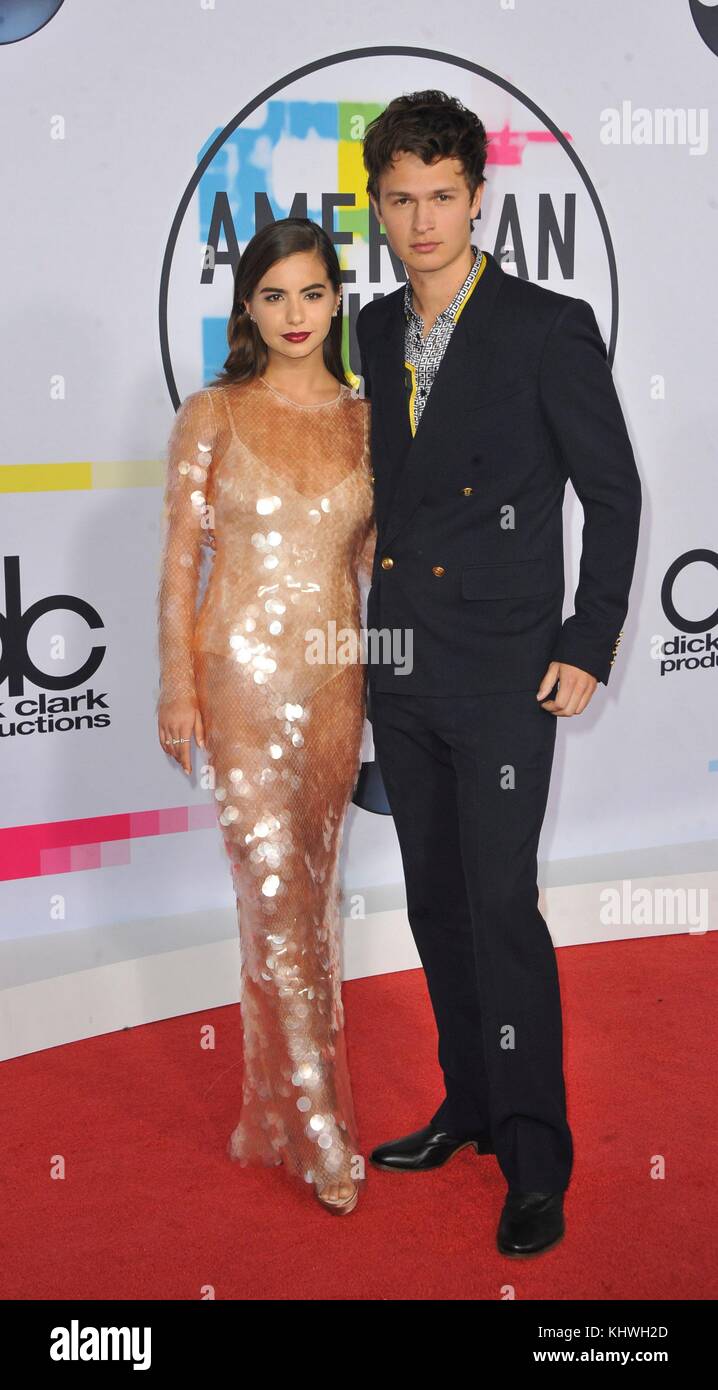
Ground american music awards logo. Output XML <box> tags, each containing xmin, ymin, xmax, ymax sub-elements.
<box><xmin>159</xmin><ymin>44</ymin><xmax>619</xmax><ymax>405</ymax></box>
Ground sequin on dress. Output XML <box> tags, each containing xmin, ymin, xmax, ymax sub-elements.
<box><xmin>156</xmin><ymin>373</ymin><xmax>375</xmax><ymax>1195</ymax></box>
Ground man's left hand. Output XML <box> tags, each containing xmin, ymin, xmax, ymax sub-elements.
<box><xmin>536</xmin><ymin>661</ymin><xmax>598</xmax><ymax>716</ymax></box>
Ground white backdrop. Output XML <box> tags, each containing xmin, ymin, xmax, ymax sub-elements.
<box><xmin>1</xmin><ymin>0</ymin><xmax>716</xmax><ymax>1056</ymax></box>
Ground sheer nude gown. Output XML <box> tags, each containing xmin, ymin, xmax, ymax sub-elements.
<box><xmin>156</xmin><ymin>373</ymin><xmax>376</xmax><ymax>1198</ymax></box>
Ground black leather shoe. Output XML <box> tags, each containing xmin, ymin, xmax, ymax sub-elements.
<box><xmin>497</xmin><ymin>1190</ymin><xmax>565</xmax><ymax>1256</ymax></box>
<box><xmin>370</xmin><ymin>1121</ymin><xmax>493</xmax><ymax>1172</ymax></box>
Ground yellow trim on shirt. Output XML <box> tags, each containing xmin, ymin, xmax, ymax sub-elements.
<box><xmin>404</xmin><ymin>360</ymin><xmax>418</xmax><ymax>436</ymax></box>
<box><xmin>453</xmin><ymin>250</ymin><xmax>486</xmax><ymax>322</ymax></box>
<box><xmin>405</xmin><ymin>251</ymin><xmax>487</xmax><ymax>432</ymax></box>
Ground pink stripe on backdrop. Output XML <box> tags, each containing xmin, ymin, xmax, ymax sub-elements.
<box><xmin>0</xmin><ymin>801</ymin><xmax>219</xmax><ymax>881</ymax></box>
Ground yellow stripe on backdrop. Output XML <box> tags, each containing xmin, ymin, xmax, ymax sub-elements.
<box><xmin>0</xmin><ymin>461</ymin><xmax>164</xmax><ymax>493</ymax></box>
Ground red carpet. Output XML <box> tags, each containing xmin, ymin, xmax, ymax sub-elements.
<box><xmin>4</xmin><ymin>932</ymin><xmax>717</xmax><ymax>1300</ymax></box>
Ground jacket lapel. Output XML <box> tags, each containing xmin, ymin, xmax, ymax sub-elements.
<box><xmin>372</xmin><ymin>250</ymin><xmax>505</xmax><ymax>550</ymax></box>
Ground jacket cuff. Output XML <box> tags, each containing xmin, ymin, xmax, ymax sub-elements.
<box><xmin>552</xmin><ymin>620</ymin><xmax>625</xmax><ymax>686</ymax></box>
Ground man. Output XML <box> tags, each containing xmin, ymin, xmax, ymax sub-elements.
<box><xmin>355</xmin><ymin>91</ymin><xmax>642</xmax><ymax>1256</ymax></box>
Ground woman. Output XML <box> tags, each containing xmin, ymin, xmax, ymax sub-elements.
<box><xmin>156</xmin><ymin>218</ymin><xmax>375</xmax><ymax>1215</ymax></box>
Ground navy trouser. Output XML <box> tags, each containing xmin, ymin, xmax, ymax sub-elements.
<box><xmin>369</xmin><ymin>686</ymin><xmax>573</xmax><ymax>1194</ymax></box>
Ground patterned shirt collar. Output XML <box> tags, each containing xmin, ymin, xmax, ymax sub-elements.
<box><xmin>403</xmin><ymin>243</ymin><xmax>481</xmax><ymax>330</ymax></box>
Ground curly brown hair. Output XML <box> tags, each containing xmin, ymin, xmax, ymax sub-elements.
<box><xmin>362</xmin><ymin>89</ymin><xmax>489</xmax><ymax>211</ymax></box>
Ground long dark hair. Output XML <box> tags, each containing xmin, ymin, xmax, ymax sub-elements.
<box><xmin>211</xmin><ymin>218</ymin><xmax>347</xmax><ymax>388</ymax></box>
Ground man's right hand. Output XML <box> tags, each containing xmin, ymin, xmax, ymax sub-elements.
<box><xmin>157</xmin><ymin>698</ymin><xmax>205</xmax><ymax>775</ymax></box>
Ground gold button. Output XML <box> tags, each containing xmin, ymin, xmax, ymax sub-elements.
<box><xmin>381</xmin><ymin>556</ymin><xmax>394</xmax><ymax>569</ymax></box>
<box><xmin>461</xmin><ymin>486</ymin><xmax>473</xmax><ymax>495</ymax></box>
<box><xmin>370</xmin><ymin>473</ymin><xmax>375</xmax><ymax>482</ymax></box>
<box><xmin>432</xmin><ymin>565</ymin><xmax>445</xmax><ymax>577</ymax></box>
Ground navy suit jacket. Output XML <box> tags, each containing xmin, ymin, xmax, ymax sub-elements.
<box><xmin>355</xmin><ymin>249</ymin><xmax>642</xmax><ymax>695</ymax></box>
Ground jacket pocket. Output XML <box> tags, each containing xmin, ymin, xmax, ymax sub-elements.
<box><xmin>461</xmin><ymin>558</ymin><xmax>553</xmax><ymax>600</ymax></box>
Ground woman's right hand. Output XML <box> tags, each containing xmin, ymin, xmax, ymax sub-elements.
<box><xmin>158</xmin><ymin>698</ymin><xmax>205</xmax><ymax>776</ymax></box>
